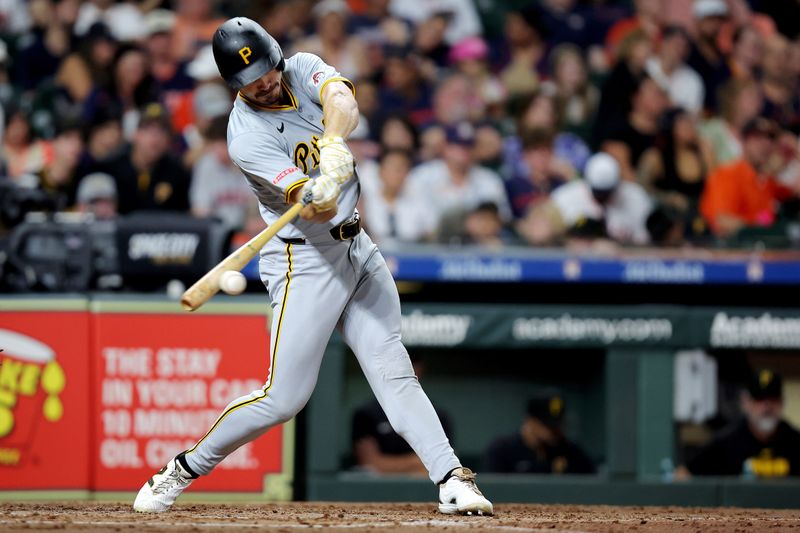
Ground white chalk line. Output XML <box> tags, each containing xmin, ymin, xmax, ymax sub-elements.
<box><xmin>0</xmin><ymin>518</ymin><xmax>588</xmax><ymax>532</ymax></box>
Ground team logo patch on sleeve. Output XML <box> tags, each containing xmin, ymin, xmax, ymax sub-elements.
<box><xmin>273</xmin><ymin>167</ymin><xmax>301</xmax><ymax>184</ymax></box>
<box><xmin>312</xmin><ymin>71</ymin><xmax>324</xmax><ymax>85</ymax></box>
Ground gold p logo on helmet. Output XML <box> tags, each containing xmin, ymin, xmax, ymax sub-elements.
<box><xmin>239</xmin><ymin>46</ymin><xmax>252</xmax><ymax>65</ymax></box>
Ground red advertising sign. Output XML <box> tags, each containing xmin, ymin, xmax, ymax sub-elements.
<box><xmin>91</xmin><ymin>311</ymin><xmax>288</xmax><ymax>492</ymax></box>
<box><xmin>0</xmin><ymin>309</ymin><xmax>92</xmax><ymax>489</ymax></box>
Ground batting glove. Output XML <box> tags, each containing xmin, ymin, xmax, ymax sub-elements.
<box><xmin>318</xmin><ymin>136</ymin><xmax>354</xmax><ymax>185</ymax></box>
<box><xmin>301</xmin><ymin>175</ymin><xmax>340</xmax><ymax>212</ymax></box>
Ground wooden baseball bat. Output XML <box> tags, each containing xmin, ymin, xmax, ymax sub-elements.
<box><xmin>181</xmin><ymin>202</ymin><xmax>305</xmax><ymax>311</ymax></box>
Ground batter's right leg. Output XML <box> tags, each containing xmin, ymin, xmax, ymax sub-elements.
<box><xmin>134</xmin><ymin>243</ymin><xmax>349</xmax><ymax>512</ymax></box>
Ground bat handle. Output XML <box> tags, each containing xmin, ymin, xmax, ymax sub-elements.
<box><xmin>302</xmin><ymin>186</ymin><xmax>313</xmax><ymax>206</ymax></box>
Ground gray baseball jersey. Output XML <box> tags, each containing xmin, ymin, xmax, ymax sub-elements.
<box><xmin>227</xmin><ymin>52</ymin><xmax>359</xmax><ymax>242</ymax></box>
<box><xmin>183</xmin><ymin>53</ymin><xmax>462</xmax><ymax>484</ymax></box>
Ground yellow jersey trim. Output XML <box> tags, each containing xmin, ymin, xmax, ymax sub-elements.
<box><xmin>319</xmin><ymin>77</ymin><xmax>355</xmax><ymax>107</ymax></box>
<box><xmin>284</xmin><ymin>177</ymin><xmax>309</xmax><ymax>204</ymax></box>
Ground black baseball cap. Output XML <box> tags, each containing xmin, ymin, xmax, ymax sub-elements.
<box><xmin>527</xmin><ymin>392</ymin><xmax>565</xmax><ymax>427</ymax></box>
<box><xmin>748</xmin><ymin>368</ymin><xmax>783</xmax><ymax>400</ymax></box>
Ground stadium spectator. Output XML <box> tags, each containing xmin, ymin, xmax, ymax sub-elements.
<box><xmin>144</xmin><ymin>9</ymin><xmax>196</xmax><ymax>134</ymax></box>
<box><xmin>417</xmin><ymin>72</ymin><xmax>482</xmax><ymax>161</ymax></box>
<box><xmin>638</xmin><ymin>108</ymin><xmax>714</xmax><ymax>221</ymax></box>
<box><xmin>378</xmin><ymin>45</ymin><xmax>434</xmax><ymax>126</ymax></box>
<box><xmin>186</xmin><ymin>44</ymin><xmax>221</xmax><ymax>84</ymax></box>
<box><xmin>389</xmin><ymin>0</ymin><xmax>481</xmax><ymax>46</ymax></box>
<box><xmin>728</xmin><ymin>24</ymin><xmax>763</xmax><ymax>81</ymax></box>
<box><xmin>346</xmin><ymin>115</ymin><xmax>380</xmax><ymax>164</ymax></box>
<box><xmin>182</xmin><ymin>83</ymin><xmax>233</xmax><ymax>167</ymax></box>
<box><xmin>483</xmin><ymin>392</ymin><xmax>596</xmax><ymax>474</ymax></box>
<box><xmin>506</xmin><ymin>91</ymin><xmax>591</xmax><ymax>177</ymax></box>
<box><xmin>592</xmin><ymin>29</ymin><xmax>653</xmax><ymax>147</ymax></box>
<box><xmin>789</xmin><ymin>37</ymin><xmax>800</xmax><ymax>95</ymax></box>
<box><xmin>472</xmin><ymin>122</ymin><xmax>504</xmax><ymax>171</ymax></box>
<box><xmin>699</xmin><ymin>78</ymin><xmax>763</xmax><ymax>166</ymax></box>
<box><xmin>759</xmin><ymin>34</ymin><xmax>800</xmax><ymax>130</ymax></box>
<box><xmin>605</xmin><ymin>0</ymin><xmax>663</xmax><ymax>61</ymax></box>
<box><xmin>448</xmin><ymin>37</ymin><xmax>505</xmax><ymax>115</ymax></box>
<box><xmin>189</xmin><ymin>115</ymin><xmax>252</xmax><ymax>231</ymax></box>
<box><xmin>0</xmin><ymin>0</ymin><xmax>32</xmax><ymax>35</ymax></box>
<box><xmin>645</xmin><ymin>25</ymin><xmax>705</xmax><ymax>115</ymax></box>
<box><xmin>405</xmin><ymin>121</ymin><xmax>510</xmax><ymax>241</ymax></box>
<box><xmin>55</xmin><ymin>22</ymin><xmax>118</xmax><ymax>106</ymax></box>
<box><xmin>774</xmin><ymin>130</ymin><xmax>800</xmax><ymax>192</ymax></box>
<box><xmin>12</xmin><ymin>0</ymin><xmax>73</xmax><ymax>91</ymax></box>
<box><xmin>2</xmin><ymin>107</ymin><xmax>50</xmax><ymax>179</ymax></box>
<box><xmin>504</xmin><ymin>128</ymin><xmax>575</xmax><ymax>219</ymax></box>
<box><xmin>378</xmin><ymin>114</ymin><xmax>419</xmax><ymax>155</ymax></box>
<box><xmin>75</xmin><ymin>171</ymin><xmax>117</xmax><ymax>220</ymax></box>
<box><xmin>687</xmin><ymin>0</ymin><xmax>731</xmax><ymax>112</ymax></box>
<box><xmin>519</xmin><ymin>152</ymin><xmax>653</xmax><ymax>246</ymax></box>
<box><xmin>437</xmin><ymin>201</ymin><xmax>516</xmax><ymax>247</ymax></box>
<box><xmin>536</xmin><ymin>0</ymin><xmax>595</xmax><ymax>50</ymax></box>
<box><xmin>359</xmin><ymin>148</ymin><xmax>425</xmax><ymax>244</ymax></box>
<box><xmin>99</xmin><ymin>103</ymin><xmax>190</xmax><ymax>215</ymax></box>
<box><xmin>700</xmin><ymin>118</ymin><xmax>797</xmax><ymax>238</ymax></box>
<box><xmin>83</xmin><ymin>44</ymin><xmax>160</xmax><ymax>140</ymax></box>
<box><xmin>24</xmin><ymin>115</ymin><xmax>85</xmax><ymax>208</ymax></box>
<box><xmin>682</xmin><ymin>369</ymin><xmax>800</xmax><ymax>478</ymax></box>
<box><xmin>412</xmin><ymin>11</ymin><xmax>450</xmax><ymax>69</ymax></box>
<box><xmin>291</xmin><ymin>0</ymin><xmax>371</xmax><ymax>82</ymax></box>
<box><xmin>171</xmin><ymin>0</ymin><xmax>225</xmax><ymax>62</ymax></box>
<box><xmin>540</xmin><ymin>43</ymin><xmax>599</xmax><ymax>143</ymax></box>
<box><xmin>750</xmin><ymin>0</ymin><xmax>800</xmax><ymax>40</ymax></box>
<box><xmin>76</xmin><ymin>105</ymin><xmax>123</xmax><ymax>178</ymax></box>
<box><xmin>428</xmin><ymin>71</ymin><xmax>484</xmax><ymax>130</ymax></box>
<box><xmin>353</xmin><ymin>79</ymin><xmax>380</xmax><ymax>135</ymax></box>
<box><xmin>602</xmin><ymin>74</ymin><xmax>669</xmax><ymax>182</ymax></box>
<box><xmin>498</xmin><ymin>7</ymin><xmax>547</xmax><ymax>98</ymax></box>
<box><xmin>349</xmin><ymin>0</ymin><xmax>396</xmax><ymax>41</ymax></box>
<box><xmin>74</xmin><ymin>0</ymin><xmax>147</xmax><ymax>43</ymax></box>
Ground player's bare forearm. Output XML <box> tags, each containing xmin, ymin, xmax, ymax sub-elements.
<box><xmin>321</xmin><ymin>81</ymin><xmax>359</xmax><ymax>139</ymax></box>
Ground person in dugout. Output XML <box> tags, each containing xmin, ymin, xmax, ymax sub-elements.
<box><xmin>482</xmin><ymin>391</ymin><xmax>596</xmax><ymax>474</ymax></box>
<box><xmin>681</xmin><ymin>368</ymin><xmax>800</xmax><ymax>478</ymax></box>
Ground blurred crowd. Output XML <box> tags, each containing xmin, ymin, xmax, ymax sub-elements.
<box><xmin>1</xmin><ymin>0</ymin><xmax>800</xmax><ymax>249</ymax></box>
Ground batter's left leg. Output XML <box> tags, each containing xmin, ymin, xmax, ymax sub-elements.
<box><xmin>339</xmin><ymin>245</ymin><xmax>459</xmax><ymax>484</ymax></box>
<box><xmin>340</xmin><ymin>236</ymin><xmax>493</xmax><ymax>515</ymax></box>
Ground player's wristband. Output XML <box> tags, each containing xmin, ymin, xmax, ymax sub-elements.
<box><xmin>318</xmin><ymin>136</ymin><xmax>345</xmax><ymax>148</ymax></box>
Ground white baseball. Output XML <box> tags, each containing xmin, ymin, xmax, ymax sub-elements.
<box><xmin>219</xmin><ymin>270</ymin><xmax>247</xmax><ymax>295</ymax></box>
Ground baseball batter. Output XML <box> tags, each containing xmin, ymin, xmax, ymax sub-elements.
<box><xmin>133</xmin><ymin>17</ymin><xmax>493</xmax><ymax>516</ymax></box>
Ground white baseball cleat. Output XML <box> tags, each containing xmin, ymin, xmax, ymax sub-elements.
<box><xmin>133</xmin><ymin>454</ymin><xmax>196</xmax><ymax>513</ymax></box>
<box><xmin>438</xmin><ymin>467</ymin><xmax>494</xmax><ymax>516</ymax></box>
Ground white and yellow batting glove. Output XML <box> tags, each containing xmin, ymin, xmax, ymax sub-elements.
<box><xmin>318</xmin><ymin>136</ymin><xmax>354</xmax><ymax>184</ymax></box>
<box><xmin>301</xmin><ymin>174</ymin><xmax>340</xmax><ymax>212</ymax></box>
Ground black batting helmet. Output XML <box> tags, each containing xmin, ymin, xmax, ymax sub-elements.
<box><xmin>212</xmin><ymin>17</ymin><xmax>285</xmax><ymax>90</ymax></box>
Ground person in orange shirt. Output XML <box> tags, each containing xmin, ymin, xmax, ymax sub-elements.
<box><xmin>700</xmin><ymin>118</ymin><xmax>795</xmax><ymax>237</ymax></box>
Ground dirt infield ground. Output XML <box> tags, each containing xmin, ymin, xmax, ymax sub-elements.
<box><xmin>1</xmin><ymin>502</ymin><xmax>800</xmax><ymax>532</ymax></box>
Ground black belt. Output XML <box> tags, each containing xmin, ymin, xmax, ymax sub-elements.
<box><xmin>330</xmin><ymin>214</ymin><xmax>361</xmax><ymax>241</ymax></box>
<box><xmin>279</xmin><ymin>215</ymin><xmax>361</xmax><ymax>245</ymax></box>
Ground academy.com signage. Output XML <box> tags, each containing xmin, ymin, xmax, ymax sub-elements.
<box><xmin>401</xmin><ymin>310</ymin><xmax>472</xmax><ymax>346</ymax></box>
<box><xmin>512</xmin><ymin>314</ymin><xmax>673</xmax><ymax>344</ymax></box>
<box><xmin>710</xmin><ymin>312</ymin><xmax>800</xmax><ymax>348</ymax></box>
